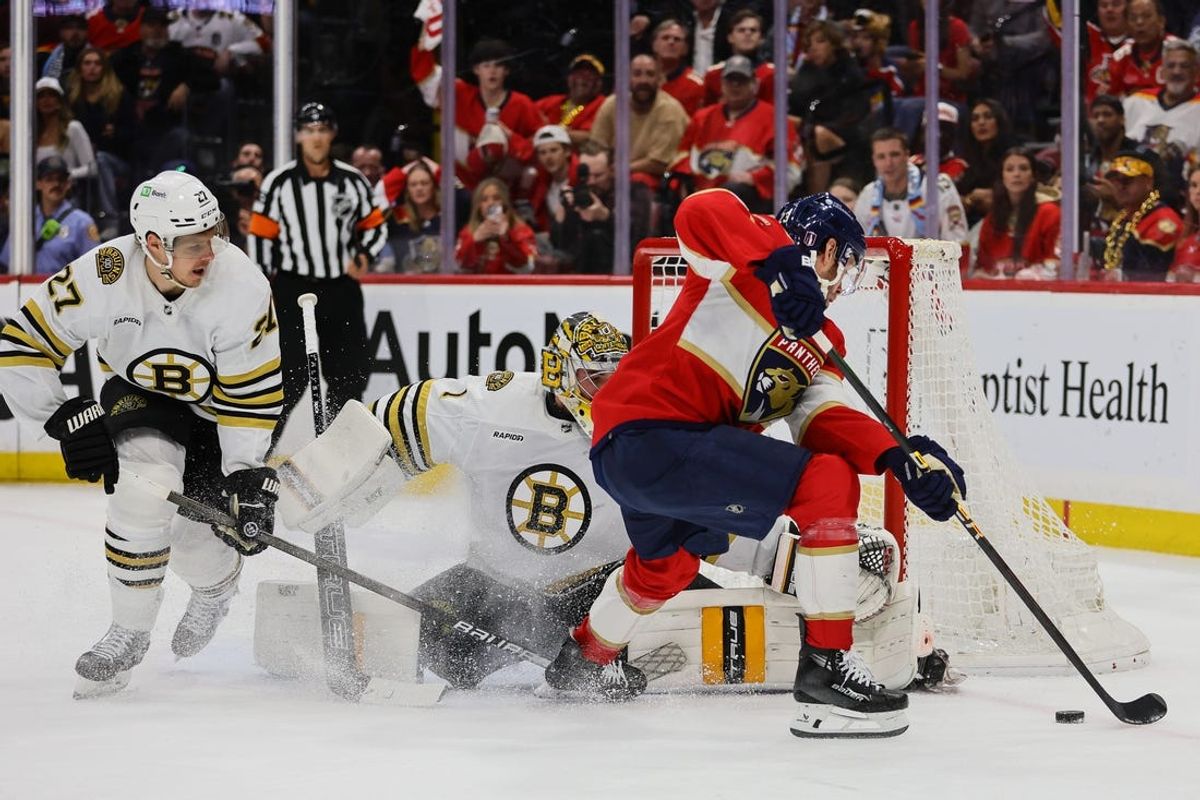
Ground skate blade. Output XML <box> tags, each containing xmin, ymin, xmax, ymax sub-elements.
<box><xmin>73</xmin><ymin>670</ymin><xmax>131</xmax><ymax>700</ymax></box>
<box><xmin>789</xmin><ymin>703</ymin><xmax>908</xmax><ymax>739</ymax></box>
<box><xmin>533</xmin><ymin>683</ymin><xmax>638</xmax><ymax>703</ymax></box>
<box><xmin>356</xmin><ymin>679</ymin><xmax>445</xmax><ymax>707</ymax></box>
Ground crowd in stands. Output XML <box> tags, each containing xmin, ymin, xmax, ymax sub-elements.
<box><xmin>4</xmin><ymin>0</ymin><xmax>1200</xmax><ymax>282</ymax></box>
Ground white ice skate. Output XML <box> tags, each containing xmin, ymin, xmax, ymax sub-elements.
<box><xmin>73</xmin><ymin>623</ymin><xmax>151</xmax><ymax>699</ymax></box>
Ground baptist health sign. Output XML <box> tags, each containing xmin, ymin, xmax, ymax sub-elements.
<box><xmin>2</xmin><ymin>277</ymin><xmax>1197</xmax><ymax>551</ymax></box>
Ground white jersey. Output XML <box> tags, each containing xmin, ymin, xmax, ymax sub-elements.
<box><xmin>0</xmin><ymin>235</ymin><xmax>281</xmax><ymax>474</ymax></box>
<box><xmin>370</xmin><ymin>371</ymin><xmax>628</xmax><ymax>588</ymax></box>
<box><xmin>169</xmin><ymin>10</ymin><xmax>267</xmax><ymax>59</ymax></box>
<box><xmin>854</xmin><ymin>171</ymin><xmax>970</xmax><ymax>242</ymax></box>
<box><xmin>1123</xmin><ymin>90</ymin><xmax>1200</xmax><ymax>175</ymax></box>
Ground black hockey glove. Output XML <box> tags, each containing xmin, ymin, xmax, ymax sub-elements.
<box><xmin>756</xmin><ymin>245</ymin><xmax>826</xmax><ymax>340</ymax></box>
<box><xmin>44</xmin><ymin>396</ymin><xmax>118</xmax><ymax>494</ymax></box>
<box><xmin>213</xmin><ymin>467</ymin><xmax>279</xmax><ymax>556</ymax></box>
<box><xmin>876</xmin><ymin>435</ymin><xmax>966</xmax><ymax>522</ymax></box>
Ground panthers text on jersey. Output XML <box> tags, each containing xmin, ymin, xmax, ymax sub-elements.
<box><xmin>0</xmin><ymin>234</ymin><xmax>282</xmax><ymax>474</ymax></box>
<box><xmin>371</xmin><ymin>371</ymin><xmax>629</xmax><ymax>588</ymax></box>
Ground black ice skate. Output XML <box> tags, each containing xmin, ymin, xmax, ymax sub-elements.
<box><xmin>790</xmin><ymin>643</ymin><xmax>909</xmax><ymax>738</ymax></box>
<box><xmin>543</xmin><ymin>637</ymin><xmax>648</xmax><ymax>701</ymax></box>
<box><xmin>74</xmin><ymin>623</ymin><xmax>151</xmax><ymax>699</ymax></box>
<box><xmin>171</xmin><ymin>585</ymin><xmax>237</xmax><ymax>659</ymax></box>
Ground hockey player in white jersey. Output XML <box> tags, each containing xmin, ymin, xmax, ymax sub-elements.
<box><xmin>0</xmin><ymin>171</ymin><xmax>282</xmax><ymax>697</ymax></box>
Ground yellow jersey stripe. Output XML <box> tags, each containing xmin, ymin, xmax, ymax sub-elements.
<box><xmin>1</xmin><ymin>322</ymin><xmax>66</xmax><ymax>367</ymax></box>
<box><xmin>22</xmin><ymin>302</ymin><xmax>72</xmax><ymax>360</ymax></box>
<box><xmin>219</xmin><ymin>357</ymin><xmax>282</xmax><ymax>388</ymax></box>
<box><xmin>387</xmin><ymin>387</ymin><xmax>419</xmax><ymax>475</ymax></box>
<box><xmin>213</xmin><ymin>386</ymin><xmax>285</xmax><ymax>407</ymax></box>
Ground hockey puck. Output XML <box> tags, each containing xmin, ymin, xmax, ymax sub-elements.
<box><xmin>1055</xmin><ymin>710</ymin><xmax>1085</xmax><ymax>724</ymax></box>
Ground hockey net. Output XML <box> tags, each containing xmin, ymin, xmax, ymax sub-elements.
<box><xmin>632</xmin><ymin>237</ymin><xmax>1150</xmax><ymax>674</ymax></box>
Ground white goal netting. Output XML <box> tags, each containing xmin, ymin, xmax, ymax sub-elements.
<box><xmin>634</xmin><ymin>237</ymin><xmax>1150</xmax><ymax>674</ymax></box>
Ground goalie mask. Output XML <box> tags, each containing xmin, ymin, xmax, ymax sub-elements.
<box><xmin>130</xmin><ymin>170</ymin><xmax>229</xmax><ymax>290</ymax></box>
<box><xmin>541</xmin><ymin>312</ymin><xmax>630</xmax><ymax>436</ymax></box>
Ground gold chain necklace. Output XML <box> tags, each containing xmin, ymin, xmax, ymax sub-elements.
<box><xmin>1104</xmin><ymin>190</ymin><xmax>1159</xmax><ymax>272</ymax></box>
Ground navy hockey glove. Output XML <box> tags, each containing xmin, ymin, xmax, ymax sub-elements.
<box><xmin>44</xmin><ymin>397</ymin><xmax>118</xmax><ymax>494</ymax></box>
<box><xmin>214</xmin><ymin>467</ymin><xmax>279</xmax><ymax>556</ymax></box>
<box><xmin>876</xmin><ymin>435</ymin><xmax>966</xmax><ymax>522</ymax></box>
<box><xmin>756</xmin><ymin>245</ymin><xmax>826</xmax><ymax>339</ymax></box>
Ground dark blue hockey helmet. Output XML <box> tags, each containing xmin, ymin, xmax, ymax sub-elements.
<box><xmin>294</xmin><ymin>101</ymin><xmax>337</xmax><ymax>131</ymax></box>
<box><xmin>776</xmin><ymin>193</ymin><xmax>867</xmax><ymax>296</ymax></box>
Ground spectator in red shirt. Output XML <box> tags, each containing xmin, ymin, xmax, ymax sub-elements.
<box><xmin>88</xmin><ymin>0</ymin><xmax>143</xmax><ymax>54</ymax></box>
<box><xmin>1046</xmin><ymin>0</ymin><xmax>1131</xmax><ymax>104</ymax></box>
<box><xmin>1107</xmin><ymin>0</ymin><xmax>1175</xmax><ymax>98</ymax></box>
<box><xmin>702</xmin><ymin>9</ymin><xmax>775</xmax><ymax>107</ymax></box>
<box><xmin>535</xmin><ymin>54</ymin><xmax>608</xmax><ymax>149</ymax></box>
<box><xmin>1169</xmin><ymin>165</ymin><xmax>1200</xmax><ymax>281</ymax></box>
<box><xmin>904</xmin><ymin>2</ymin><xmax>979</xmax><ymax>103</ymax></box>
<box><xmin>456</xmin><ymin>177</ymin><xmax>538</xmax><ymax>274</ymax></box>
<box><xmin>975</xmin><ymin>148</ymin><xmax>1062</xmax><ymax>279</ymax></box>
<box><xmin>653</xmin><ymin>19</ymin><xmax>706</xmax><ymax>115</ymax></box>
<box><xmin>849</xmin><ymin>9</ymin><xmax>904</xmax><ymax>110</ymax></box>
<box><xmin>526</xmin><ymin>124</ymin><xmax>580</xmax><ymax>236</ymax></box>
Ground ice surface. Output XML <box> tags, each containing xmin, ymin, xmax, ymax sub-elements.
<box><xmin>2</xmin><ymin>482</ymin><xmax>1197</xmax><ymax>800</ymax></box>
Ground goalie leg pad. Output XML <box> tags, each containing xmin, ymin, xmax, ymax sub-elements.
<box><xmin>851</xmin><ymin>580</ymin><xmax>922</xmax><ymax>690</ymax></box>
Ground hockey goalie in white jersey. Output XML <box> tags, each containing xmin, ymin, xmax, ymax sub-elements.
<box><xmin>0</xmin><ymin>171</ymin><xmax>282</xmax><ymax>698</ymax></box>
<box><xmin>278</xmin><ymin>311</ymin><xmax>951</xmax><ymax>695</ymax></box>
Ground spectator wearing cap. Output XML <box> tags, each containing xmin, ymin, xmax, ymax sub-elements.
<box><xmin>701</xmin><ymin>9</ymin><xmax>775</xmax><ymax>107</ymax></box>
<box><xmin>0</xmin><ymin>156</ymin><xmax>99</xmax><ymax>275</ymax></box>
<box><xmin>974</xmin><ymin>148</ymin><xmax>1062</xmax><ymax>280</ymax></box>
<box><xmin>526</xmin><ymin>125</ymin><xmax>581</xmax><ymax>237</ymax></box>
<box><xmin>1122</xmin><ymin>40</ymin><xmax>1200</xmax><ymax>206</ymax></box>
<box><xmin>1106</xmin><ymin>0</ymin><xmax>1180</xmax><ymax>98</ymax></box>
<box><xmin>41</xmin><ymin>14</ymin><xmax>90</xmax><ymax>85</ymax></box>
<box><xmin>849</xmin><ymin>9</ymin><xmax>905</xmax><ymax>110</ymax></box>
<box><xmin>652</xmin><ymin>19</ymin><xmax>706</xmax><ymax>116</ymax></box>
<box><xmin>911</xmin><ymin>102</ymin><xmax>968</xmax><ymax>181</ymax></box>
<box><xmin>111</xmin><ymin>7</ymin><xmax>219</xmax><ymax>179</ymax></box>
<box><xmin>1046</xmin><ymin>0</ymin><xmax>1130</xmax><ymax>105</ymax></box>
<box><xmin>536</xmin><ymin>54</ymin><xmax>608</xmax><ymax>148</ymax></box>
<box><xmin>788</xmin><ymin>20</ymin><xmax>873</xmax><ymax>193</ymax></box>
<box><xmin>590</xmin><ymin>54</ymin><xmax>691</xmax><ymax>190</ymax></box>
<box><xmin>1098</xmin><ymin>148</ymin><xmax>1182</xmax><ymax>281</ymax></box>
<box><xmin>87</xmin><ymin>0</ymin><xmax>143</xmax><ymax>53</ymax></box>
<box><xmin>35</xmin><ymin>77</ymin><xmax>96</xmax><ymax>183</ymax></box>
<box><xmin>673</xmin><ymin>55</ymin><xmax>799</xmax><ymax>212</ymax></box>
<box><xmin>411</xmin><ymin>37</ymin><xmax>545</xmax><ymax>191</ymax></box>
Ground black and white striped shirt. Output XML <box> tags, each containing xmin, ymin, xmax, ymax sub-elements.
<box><xmin>248</xmin><ymin>158</ymin><xmax>387</xmax><ymax>279</ymax></box>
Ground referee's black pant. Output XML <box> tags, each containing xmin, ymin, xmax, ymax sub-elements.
<box><xmin>270</xmin><ymin>270</ymin><xmax>370</xmax><ymax>448</ymax></box>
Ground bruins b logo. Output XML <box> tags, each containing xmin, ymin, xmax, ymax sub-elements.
<box><xmin>127</xmin><ymin>349</ymin><xmax>215</xmax><ymax>403</ymax></box>
<box><xmin>505</xmin><ymin>464</ymin><xmax>592</xmax><ymax>554</ymax></box>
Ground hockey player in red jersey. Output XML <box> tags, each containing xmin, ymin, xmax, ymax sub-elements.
<box><xmin>544</xmin><ymin>189</ymin><xmax>966</xmax><ymax>738</ymax></box>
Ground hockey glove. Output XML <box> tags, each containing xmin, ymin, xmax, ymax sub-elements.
<box><xmin>213</xmin><ymin>467</ymin><xmax>279</xmax><ymax>556</ymax></box>
<box><xmin>44</xmin><ymin>397</ymin><xmax>119</xmax><ymax>494</ymax></box>
<box><xmin>877</xmin><ymin>435</ymin><xmax>966</xmax><ymax>522</ymax></box>
<box><xmin>756</xmin><ymin>245</ymin><xmax>826</xmax><ymax>340</ymax></box>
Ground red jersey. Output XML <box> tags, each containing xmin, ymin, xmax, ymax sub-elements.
<box><xmin>455</xmin><ymin>220</ymin><xmax>538</xmax><ymax>274</ymax></box>
<box><xmin>1048</xmin><ymin>20</ymin><xmax>1129</xmax><ymax>103</ymax></box>
<box><xmin>976</xmin><ymin>200</ymin><xmax>1061</xmax><ymax>276</ymax></box>
<box><xmin>701</xmin><ymin>60</ymin><xmax>777</xmax><ymax>107</ymax></box>
<box><xmin>524</xmin><ymin>157</ymin><xmax>581</xmax><ymax>233</ymax></box>
<box><xmin>453</xmin><ymin>80</ymin><xmax>545</xmax><ymax>190</ymax></box>
<box><xmin>535</xmin><ymin>93</ymin><xmax>605</xmax><ymax>134</ymax></box>
<box><xmin>1107</xmin><ymin>36</ymin><xmax>1182</xmax><ymax>98</ymax></box>
<box><xmin>590</xmin><ymin>189</ymin><xmax>895</xmax><ymax>474</ymax></box>
<box><xmin>87</xmin><ymin>6</ymin><xmax>143</xmax><ymax>52</ymax></box>
<box><xmin>661</xmin><ymin>66</ymin><xmax>706</xmax><ymax>116</ymax></box>
<box><xmin>906</xmin><ymin>17</ymin><xmax>973</xmax><ymax>102</ymax></box>
<box><xmin>671</xmin><ymin>101</ymin><xmax>800</xmax><ymax>200</ymax></box>
<box><xmin>1170</xmin><ymin>230</ymin><xmax>1200</xmax><ymax>280</ymax></box>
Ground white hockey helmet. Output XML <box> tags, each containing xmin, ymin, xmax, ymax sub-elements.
<box><xmin>130</xmin><ymin>170</ymin><xmax>228</xmax><ymax>283</ymax></box>
<box><xmin>541</xmin><ymin>311</ymin><xmax>630</xmax><ymax>436</ymax></box>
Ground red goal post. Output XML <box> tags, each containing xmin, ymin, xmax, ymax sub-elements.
<box><xmin>631</xmin><ymin>235</ymin><xmax>1152</xmax><ymax>675</ymax></box>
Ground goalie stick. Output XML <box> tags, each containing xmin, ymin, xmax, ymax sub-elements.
<box><xmin>818</xmin><ymin>334</ymin><xmax>1167</xmax><ymax>726</ymax></box>
<box><xmin>129</xmin><ymin>471</ymin><xmax>687</xmax><ymax>685</ymax></box>
<box><xmin>297</xmin><ymin>293</ymin><xmax>364</xmax><ymax>701</ymax></box>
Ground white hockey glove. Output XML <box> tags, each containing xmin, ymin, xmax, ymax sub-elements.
<box><xmin>277</xmin><ymin>401</ymin><xmax>406</xmax><ymax>532</ymax></box>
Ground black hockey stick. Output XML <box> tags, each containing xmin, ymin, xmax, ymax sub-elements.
<box><xmin>823</xmin><ymin>342</ymin><xmax>1166</xmax><ymax>725</ymax></box>
<box><xmin>297</xmin><ymin>293</ymin><xmax>365</xmax><ymax>700</ymax></box>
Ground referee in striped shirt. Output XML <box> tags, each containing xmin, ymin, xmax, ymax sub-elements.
<box><xmin>248</xmin><ymin>102</ymin><xmax>387</xmax><ymax>443</ymax></box>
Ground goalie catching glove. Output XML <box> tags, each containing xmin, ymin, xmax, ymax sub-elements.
<box><xmin>877</xmin><ymin>435</ymin><xmax>966</xmax><ymax>522</ymax></box>
<box><xmin>213</xmin><ymin>467</ymin><xmax>279</xmax><ymax>556</ymax></box>
<box><xmin>44</xmin><ymin>397</ymin><xmax>119</xmax><ymax>494</ymax></box>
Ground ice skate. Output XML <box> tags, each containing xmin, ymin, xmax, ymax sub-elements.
<box><xmin>171</xmin><ymin>584</ymin><xmax>237</xmax><ymax>659</ymax></box>
<box><xmin>74</xmin><ymin>623</ymin><xmax>151</xmax><ymax>699</ymax></box>
<box><xmin>790</xmin><ymin>643</ymin><xmax>909</xmax><ymax>738</ymax></box>
<box><xmin>543</xmin><ymin>637</ymin><xmax>647</xmax><ymax>701</ymax></box>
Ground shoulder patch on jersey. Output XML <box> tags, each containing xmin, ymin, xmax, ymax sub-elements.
<box><xmin>486</xmin><ymin>370</ymin><xmax>515</xmax><ymax>391</ymax></box>
<box><xmin>1158</xmin><ymin>218</ymin><xmax>1178</xmax><ymax>235</ymax></box>
<box><xmin>95</xmin><ymin>245</ymin><xmax>125</xmax><ymax>285</ymax></box>
<box><xmin>109</xmin><ymin>393</ymin><xmax>149</xmax><ymax>417</ymax></box>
